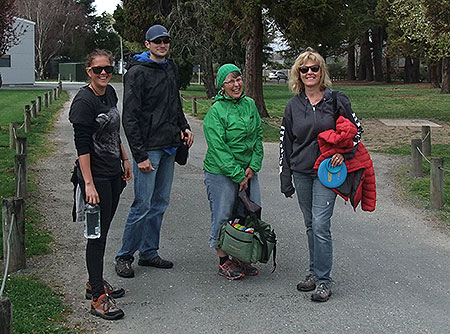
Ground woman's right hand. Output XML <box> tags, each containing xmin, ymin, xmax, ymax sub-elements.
<box><xmin>85</xmin><ymin>182</ymin><xmax>100</xmax><ymax>205</ymax></box>
<box><xmin>239</xmin><ymin>177</ymin><xmax>249</xmax><ymax>191</ymax></box>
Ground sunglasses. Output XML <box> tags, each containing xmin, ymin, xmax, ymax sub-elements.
<box><xmin>89</xmin><ymin>66</ymin><xmax>114</xmax><ymax>74</ymax></box>
<box><xmin>223</xmin><ymin>77</ymin><xmax>243</xmax><ymax>86</ymax></box>
<box><xmin>151</xmin><ymin>37</ymin><xmax>170</xmax><ymax>44</ymax></box>
<box><xmin>299</xmin><ymin>65</ymin><xmax>320</xmax><ymax>74</ymax></box>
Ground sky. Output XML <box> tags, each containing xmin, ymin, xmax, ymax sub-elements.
<box><xmin>94</xmin><ymin>0</ymin><xmax>121</xmax><ymax>15</ymax></box>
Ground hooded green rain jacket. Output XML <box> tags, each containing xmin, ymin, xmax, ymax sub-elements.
<box><xmin>203</xmin><ymin>92</ymin><xmax>264</xmax><ymax>183</ymax></box>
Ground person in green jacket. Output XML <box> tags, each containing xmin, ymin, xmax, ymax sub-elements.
<box><xmin>203</xmin><ymin>64</ymin><xmax>264</xmax><ymax>280</ymax></box>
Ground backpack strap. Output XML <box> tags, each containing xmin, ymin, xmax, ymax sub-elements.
<box><xmin>332</xmin><ymin>90</ymin><xmax>339</xmax><ymax>122</ymax></box>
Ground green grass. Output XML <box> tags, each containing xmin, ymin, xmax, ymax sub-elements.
<box><xmin>182</xmin><ymin>82</ymin><xmax>450</xmax><ymax>121</ymax></box>
<box><xmin>0</xmin><ymin>90</ymin><xmax>68</xmax><ymax>257</ymax></box>
<box><xmin>3</xmin><ymin>275</ymin><xmax>73</xmax><ymax>334</ymax></box>
<box><xmin>0</xmin><ymin>89</ymin><xmax>72</xmax><ymax>333</ymax></box>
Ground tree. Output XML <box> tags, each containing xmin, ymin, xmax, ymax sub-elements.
<box><xmin>0</xmin><ymin>0</ymin><xmax>25</xmax><ymax>56</ymax></box>
<box><xmin>424</xmin><ymin>0</ymin><xmax>450</xmax><ymax>93</ymax></box>
<box><xmin>379</xmin><ymin>0</ymin><xmax>450</xmax><ymax>92</ymax></box>
<box><xmin>17</xmin><ymin>0</ymin><xmax>86</xmax><ymax>79</ymax></box>
<box><xmin>0</xmin><ymin>0</ymin><xmax>26</xmax><ymax>86</ymax></box>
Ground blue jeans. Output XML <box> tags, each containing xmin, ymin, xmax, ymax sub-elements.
<box><xmin>204</xmin><ymin>171</ymin><xmax>261</xmax><ymax>249</ymax></box>
<box><xmin>293</xmin><ymin>172</ymin><xmax>337</xmax><ymax>284</ymax></box>
<box><xmin>116</xmin><ymin>150</ymin><xmax>175</xmax><ymax>262</ymax></box>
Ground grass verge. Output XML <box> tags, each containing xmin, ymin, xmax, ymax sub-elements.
<box><xmin>0</xmin><ymin>89</ymin><xmax>72</xmax><ymax>333</ymax></box>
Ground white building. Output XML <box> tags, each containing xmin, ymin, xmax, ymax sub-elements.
<box><xmin>0</xmin><ymin>18</ymin><xmax>35</xmax><ymax>85</ymax></box>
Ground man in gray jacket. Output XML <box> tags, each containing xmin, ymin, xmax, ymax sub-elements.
<box><xmin>115</xmin><ymin>24</ymin><xmax>194</xmax><ymax>278</ymax></box>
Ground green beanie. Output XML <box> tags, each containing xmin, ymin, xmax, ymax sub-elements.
<box><xmin>216</xmin><ymin>64</ymin><xmax>241</xmax><ymax>88</ymax></box>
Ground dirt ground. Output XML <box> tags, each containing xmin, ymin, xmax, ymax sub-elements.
<box><xmin>361</xmin><ymin>118</ymin><xmax>450</xmax><ymax>152</ymax></box>
<box><xmin>25</xmin><ymin>100</ymin><xmax>449</xmax><ymax>332</ymax></box>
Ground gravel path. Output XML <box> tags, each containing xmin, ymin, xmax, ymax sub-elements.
<box><xmin>29</xmin><ymin>83</ymin><xmax>450</xmax><ymax>333</ymax></box>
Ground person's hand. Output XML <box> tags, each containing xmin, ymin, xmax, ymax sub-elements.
<box><xmin>85</xmin><ymin>183</ymin><xmax>99</xmax><ymax>205</ymax></box>
<box><xmin>245</xmin><ymin>168</ymin><xmax>254</xmax><ymax>180</ymax></box>
<box><xmin>122</xmin><ymin>159</ymin><xmax>132</xmax><ymax>181</ymax></box>
<box><xmin>239</xmin><ymin>177</ymin><xmax>249</xmax><ymax>191</ymax></box>
<box><xmin>182</xmin><ymin>129</ymin><xmax>194</xmax><ymax>148</ymax></box>
<box><xmin>330</xmin><ymin>153</ymin><xmax>344</xmax><ymax>167</ymax></box>
<box><xmin>138</xmin><ymin>159</ymin><xmax>155</xmax><ymax>173</ymax></box>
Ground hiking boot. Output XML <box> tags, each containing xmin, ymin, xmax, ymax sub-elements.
<box><xmin>85</xmin><ymin>279</ymin><xmax>125</xmax><ymax>300</ymax></box>
<box><xmin>311</xmin><ymin>283</ymin><xmax>332</xmax><ymax>302</ymax></box>
<box><xmin>234</xmin><ymin>259</ymin><xmax>259</xmax><ymax>276</ymax></box>
<box><xmin>115</xmin><ymin>258</ymin><xmax>134</xmax><ymax>278</ymax></box>
<box><xmin>296</xmin><ymin>274</ymin><xmax>316</xmax><ymax>292</ymax></box>
<box><xmin>90</xmin><ymin>294</ymin><xmax>124</xmax><ymax>320</ymax></box>
<box><xmin>138</xmin><ymin>255</ymin><xmax>173</xmax><ymax>269</ymax></box>
<box><xmin>218</xmin><ymin>259</ymin><xmax>244</xmax><ymax>280</ymax></box>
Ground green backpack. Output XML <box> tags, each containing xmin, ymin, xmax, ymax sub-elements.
<box><xmin>219</xmin><ymin>190</ymin><xmax>277</xmax><ymax>270</ymax></box>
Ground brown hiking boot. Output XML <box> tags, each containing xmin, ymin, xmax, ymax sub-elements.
<box><xmin>85</xmin><ymin>279</ymin><xmax>125</xmax><ymax>300</ymax></box>
<box><xmin>90</xmin><ymin>294</ymin><xmax>124</xmax><ymax>320</ymax></box>
<box><xmin>296</xmin><ymin>274</ymin><xmax>316</xmax><ymax>292</ymax></box>
<box><xmin>311</xmin><ymin>283</ymin><xmax>332</xmax><ymax>302</ymax></box>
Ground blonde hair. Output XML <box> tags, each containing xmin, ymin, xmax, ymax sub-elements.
<box><xmin>289</xmin><ymin>48</ymin><xmax>332</xmax><ymax>94</ymax></box>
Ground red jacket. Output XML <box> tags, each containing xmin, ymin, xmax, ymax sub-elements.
<box><xmin>313</xmin><ymin>116</ymin><xmax>376</xmax><ymax>212</ymax></box>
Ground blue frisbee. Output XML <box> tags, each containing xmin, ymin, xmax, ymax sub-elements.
<box><xmin>318</xmin><ymin>158</ymin><xmax>347</xmax><ymax>188</ymax></box>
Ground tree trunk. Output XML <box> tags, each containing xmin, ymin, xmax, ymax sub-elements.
<box><xmin>372</xmin><ymin>27</ymin><xmax>384</xmax><ymax>82</ymax></box>
<box><xmin>347</xmin><ymin>44</ymin><xmax>356</xmax><ymax>80</ymax></box>
<box><xmin>202</xmin><ymin>52</ymin><xmax>217</xmax><ymax>99</ymax></box>
<box><xmin>404</xmin><ymin>56</ymin><xmax>412</xmax><ymax>83</ymax></box>
<box><xmin>441</xmin><ymin>57</ymin><xmax>450</xmax><ymax>94</ymax></box>
<box><xmin>437</xmin><ymin>58</ymin><xmax>443</xmax><ymax>84</ymax></box>
<box><xmin>244</xmin><ymin>4</ymin><xmax>268</xmax><ymax>118</ymax></box>
<box><xmin>412</xmin><ymin>57</ymin><xmax>420</xmax><ymax>82</ymax></box>
<box><xmin>429</xmin><ymin>61</ymin><xmax>440</xmax><ymax>88</ymax></box>
<box><xmin>386</xmin><ymin>57</ymin><xmax>392</xmax><ymax>83</ymax></box>
<box><xmin>358</xmin><ymin>31</ymin><xmax>371</xmax><ymax>81</ymax></box>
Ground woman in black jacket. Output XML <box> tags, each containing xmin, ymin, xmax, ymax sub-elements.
<box><xmin>69</xmin><ymin>49</ymin><xmax>131</xmax><ymax>320</ymax></box>
<box><xmin>280</xmin><ymin>48</ymin><xmax>363</xmax><ymax>302</ymax></box>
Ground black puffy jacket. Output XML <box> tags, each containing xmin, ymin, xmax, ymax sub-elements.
<box><xmin>122</xmin><ymin>58</ymin><xmax>190</xmax><ymax>163</ymax></box>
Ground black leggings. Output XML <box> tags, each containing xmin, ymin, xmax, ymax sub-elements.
<box><xmin>79</xmin><ymin>174</ymin><xmax>123</xmax><ymax>299</ymax></box>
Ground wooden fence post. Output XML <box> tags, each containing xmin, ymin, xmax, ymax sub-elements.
<box><xmin>31</xmin><ymin>100</ymin><xmax>37</xmax><ymax>118</ymax></box>
<box><xmin>37</xmin><ymin>96</ymin><xmax>42</xmax><ymax>113</ymax></box>
<box><xmin>49</xmin><ymin>90</ymin><xmax>53</xmax><ymax>104</ymax></box>
<box><xmin>421</xmin><ymin>126</ymin><xmax>431</xmax><ymax>156</ymax></box>
<box><xmin>411</xmin><ymin>139</ymin><xmax>423</xmax><ymax>177</ymax></box>
<box><xmin>44</xmin><ymin>92</ymin><xmax>48</xmax><ymax>108</ymax></box>
<box><xmin>9</xmin><ymin>122</ymin><xmax>17</xmax><ymax>150</ymax></box>
<box><xmin>53</xmin><ymin>88</ymin><xmax>57</xmax><ymax>100</ymax></box>
<box><xmin>15</xmin><ymin>136</ymin><xmax>27</xmax><ymax>155</ymax></box>
<box><xmin>0</xmin><ymin>297</ymin><xmax>13</xmax><ymax>334</ymax></box>
<box><xmin>2</xmin><ymin>197</ymin><xmax>26</xmax><ymax>273</ymax></box>
<box><xmin>24</xmin><ymin>105</ymin><xmax>31</xmax><ymax>133</ymax></box>
<box><xmin>430</xmin><ymin>158</ymin><xmax>444</xmax><ymax>209</ymax></box>
<box><xmin>14</xmin><ymin>154</ymin><xmax>27</xmax><ymax>198</ymax></box>
<box><xmin>192</xmin><ymin>98</ymin><xmax>197</xmax><ymax>114</ymax></box>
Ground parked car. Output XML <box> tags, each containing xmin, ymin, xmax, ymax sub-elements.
<box><xmin>268</xmin><ymin>70</ymin><xmax>288</xmax><ymax>82</ymax></box>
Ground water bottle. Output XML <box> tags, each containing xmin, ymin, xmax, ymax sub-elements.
<box><xmin>84</xmin><ymin>204</ymin><xmax>101</xmax><ymax>239</ymax></box>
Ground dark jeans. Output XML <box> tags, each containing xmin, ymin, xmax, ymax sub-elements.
<box><xmin>79</xmin><ymin>173</ymin><xmax>123</xmax><ymax>299</ymax></box>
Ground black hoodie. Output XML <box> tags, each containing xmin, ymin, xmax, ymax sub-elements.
<box><xmin>279</xmin><ymin>88</ymin><xmax>363</xmax><ymax>197</ymax></box>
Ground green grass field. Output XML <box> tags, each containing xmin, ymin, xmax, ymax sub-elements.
<box><xmin>182</xmin><ymin>83</ymin><xmax>450</xmax><ymax>122</ymax></box>
<box><xmin>0</xmin><ymin>89</ymin><xmax>72</xmax><ymax>333</ymax></box>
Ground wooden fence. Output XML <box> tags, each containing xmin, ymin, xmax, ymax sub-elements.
<box><xmin>410</xmin><ymin>125</ymin><xmax>448</xmax><ymax>209</ymax></box>
<box><xmin>0</xmin><ymin>82</ymin><xmax>62</xmax><ymax>333</ymax></box>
